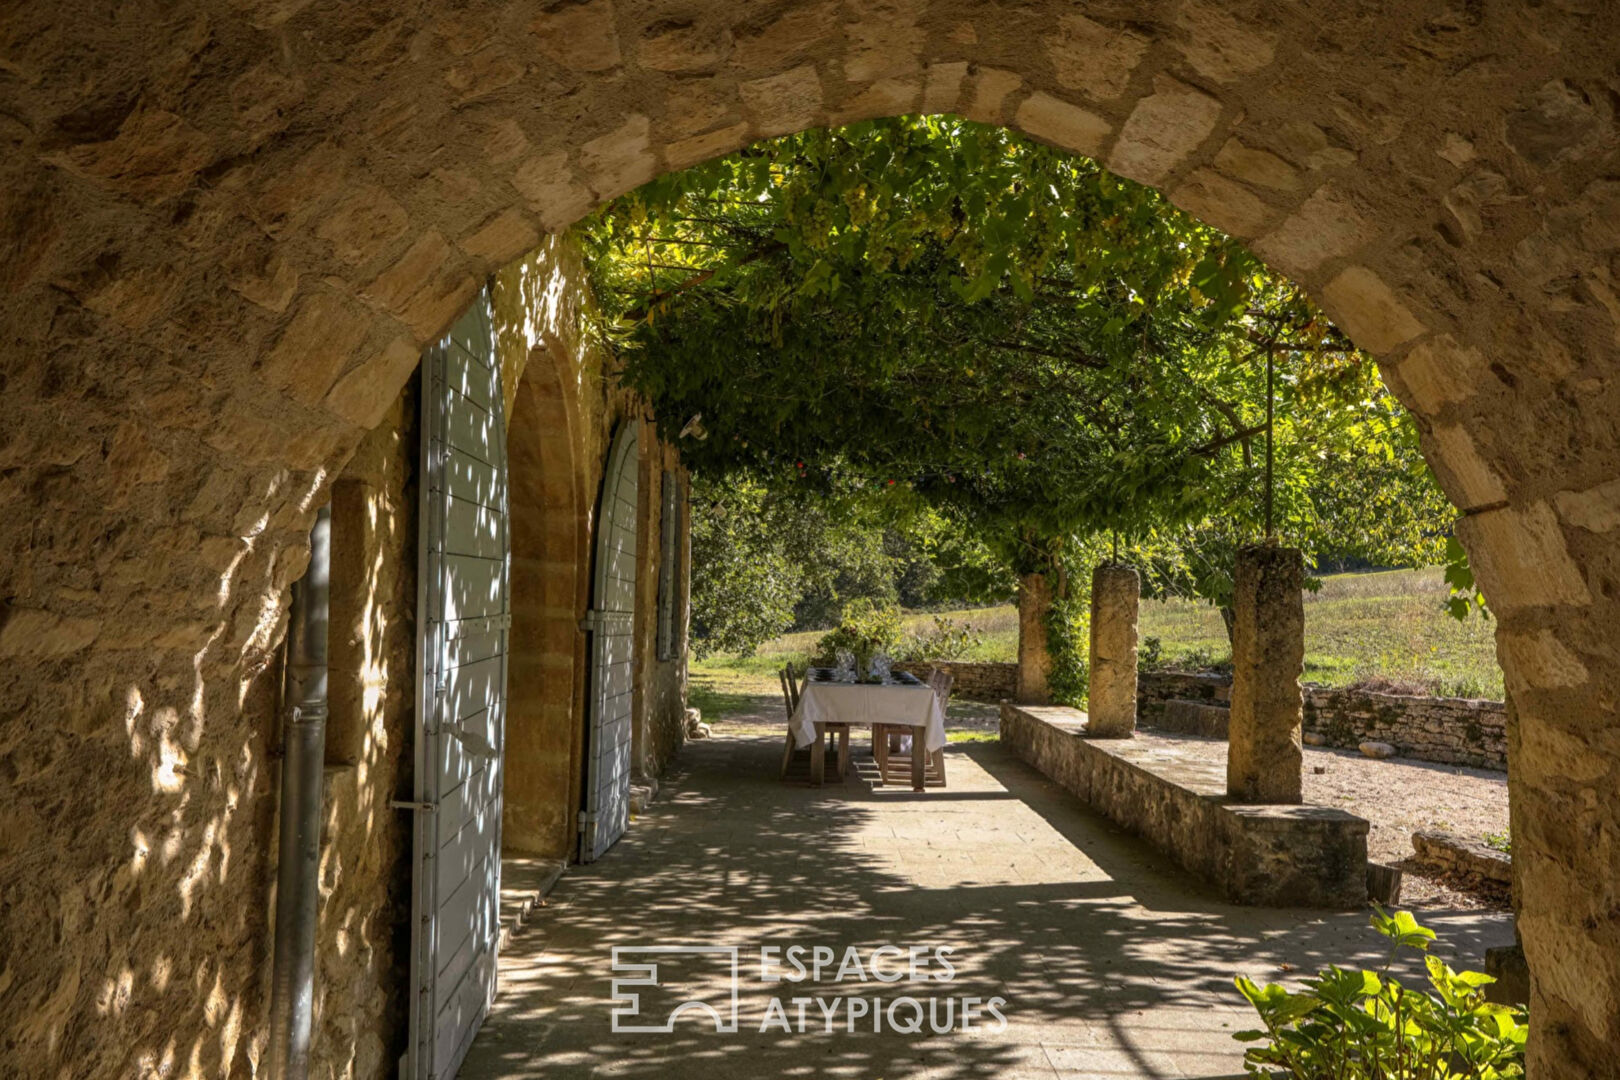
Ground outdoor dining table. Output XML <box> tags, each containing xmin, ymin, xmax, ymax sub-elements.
<box><xmin>789</xmin><ymin>668</ymin><xmax>948</xmax><ymax>790</ymax></box>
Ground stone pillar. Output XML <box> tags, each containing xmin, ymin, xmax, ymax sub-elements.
<box><xmin>1225</xmin><ymin>543</ymin><xmax>1304</xmax><ymax>804</ymax></box>
<box><xmin>1016</xmin><ymin>572</ymin><xmax>1051</xmax><ymax>705</ymax></box>
<box><xmin>1087</xmin><ymin>564</ymin><xmax>1140</xmax><ymax>737</ymax></box>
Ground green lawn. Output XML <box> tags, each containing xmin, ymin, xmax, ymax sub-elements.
<box><xmin>689</xmin><ymin>567</ymin><xmax>1503</xmax><ymax>718</ymax></box>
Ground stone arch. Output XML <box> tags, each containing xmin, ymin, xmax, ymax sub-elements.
<box><xmin>5</xmin><ymin>4</ymin><xmax>1620</xmax><ymax>1075</ymax></box>
<box><xmin>504</xmin><ymin>338</ymin><xmax>591</xmax><ymax>857</ymax></box>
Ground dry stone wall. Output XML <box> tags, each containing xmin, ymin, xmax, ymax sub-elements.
<box><xmin>1139</xmin><ymin>671</ymin><xmax>1510</xmax><ymax>772</ymax></box>
<box><xmin>891</xmin><ymin>660</ymin><xmax>1016</xmax><ymax>703</ymax></box>
<box><xmin>1304</xmin><ymin>687</ymin><xmax>1508</xmax><ymax>772</ymax></box>
<box><xmin>3</xmin><ymin>1</ymin><xmax>1620</xmax><ymax>1073</ymax></box>
<box><xmin>1413</xmin><ymin>829</ymin><xmax>1513</xmax><ymax>888</ymax></box>
<box><xmin>1138</xmin><ymin>671</ymin><xmax>1233</xmax><ymax>720</ymax></box>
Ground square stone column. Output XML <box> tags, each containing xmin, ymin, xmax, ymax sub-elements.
<box><xmin>1016</xmin><ymin>572</ymin><xmax>1051</xmax><ymax>705</ymax></box>
<box><xmin>1226</xmin><ymin>543</ymin><xmax>1305</xmax><ymax>803</ymax></box>
<box><xmin>1087</xmin><ymin>563</ymin><xmax>1140</xmax><ymax>736</ymax></box>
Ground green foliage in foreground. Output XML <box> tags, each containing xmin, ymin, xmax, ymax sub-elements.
<box><xmin>1235</xmin><ymin>909</ymin><xmax>1526</xmax><ymax>1079</ymax></box>
<box><xmin>811</xmin><ymin>604</ymin><xmax>987</xmax><ymax>667</ymax></box>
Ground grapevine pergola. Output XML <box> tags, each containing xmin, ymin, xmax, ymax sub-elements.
<box><xmin>578</xmin><ymin>117</ymin><xmax>1453</xmax><ymax>663</ymax></box>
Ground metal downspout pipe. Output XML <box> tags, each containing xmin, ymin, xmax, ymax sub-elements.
<box><xmin>268</xmin><ymin>503</ymin><xmax>332</xmax><ymax>1080</ymax></box>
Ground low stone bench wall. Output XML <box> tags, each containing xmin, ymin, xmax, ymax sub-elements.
<box><xmin>1137</xmin><ymin>671</ymin><xmax>1231</xmax><ymax>723</ymax></box>
<box><xmin>1158</xmin><ymin>699</ymin><xmax>1231</xmax><ymax>738</ymax></box>
<box><xmin>999</xmin><ymin>704</ymin><xmax>1369</xmax><ymax>909</ymax></box>
<box><xmin>1138</xmin><ymin>671</ymin><xmax>1508</xmax><ymax>772</ymax></box>
<box><xmin>892</xmin><ymin>660</ymin><xmax>1017</xmax><ymax>702</ymax></box>
<box><xmin>1412</xmin><ymin>829</ymin><xmax>1512</xmax><ymax>887</ymax></box>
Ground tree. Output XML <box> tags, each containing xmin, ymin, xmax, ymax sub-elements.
<box><xmin>686</xmin><ymin>472</ymin><xmax>1012</xmax><ymax>656</ymax></box>
<box><xmin>579</xmin><ymin>116</ymin><xmax>1459</xmax><ymax>690</ymax></box>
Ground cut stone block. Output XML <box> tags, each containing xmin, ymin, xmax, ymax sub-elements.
<box><xmin>1226</xmin><ymin>544</ymin><xmax>1305</xmax><ymax>803</ymax></box>
<box><xmin>1087</xmin><ymin>563</ymin><xmax>1140</xmax><ymax>736</ymax></box>
<box><xmin>1158</xmin><ymin>699</ymin><xmax>1230</xmax><ymax>738</ymax></box>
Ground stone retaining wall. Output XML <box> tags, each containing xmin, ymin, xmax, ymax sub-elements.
<box><xmin>1302</xmin><ymin>686</ymin><xmax>1507</xmax><ymax>771</ymax></box>
<box><xmin>1138</xmin><ymin>671</ymin><xmax>1508</xmax><ymax>772</ymax></box>
<box><xmin>1412</xmin><ymin>830</ymin><xmax>1513</xmax><ymax>887</ymax></box>
<box><xmin>1137</xmin><ymin>671</ymin><xmax>1233</xmax><ymax>722</ymax></box>
<box><xmin>999</xmin><ymin>704</ymin><xmax>1368</xmax><ymax>909</ymax></box>
<box><xmin>892</xmin><ymin>660</ymin><xmax>1018</xmax><ymax>703</ymax></box>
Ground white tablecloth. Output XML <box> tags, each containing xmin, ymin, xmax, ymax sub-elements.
<box><xmin>790</xmin><ymin>680</ymin><xmax>947</xmax><ymax>753</ymax></box>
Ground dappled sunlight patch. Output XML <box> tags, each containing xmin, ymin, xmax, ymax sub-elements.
<box><xmin>464</xmin><ymin>736</ymin><xmax>1509</xmax><ymax>1079</ymax></box>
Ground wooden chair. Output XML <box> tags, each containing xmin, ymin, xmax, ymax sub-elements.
<box><xmin>778</xmin><ymin>664</ymin><xmax>850</xmax><ymax>784</ymax></box>
<box><xmin>777</xmin><ymin>664</ymin><xmax>801</xmax><ymax>779</ymax></box>
<box><xmin>873</xmin><ymin>667</ymin><xmax>951</xmax><ymax>789</ymax></box>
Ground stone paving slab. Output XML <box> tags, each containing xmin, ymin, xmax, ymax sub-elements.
<box><xmin>460</xmin><ymin>736</ymin><xmax>1512</xmax><ymax>1080</ymax></box>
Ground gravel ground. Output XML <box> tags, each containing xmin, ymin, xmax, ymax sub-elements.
<box><xmin>1116</xmin><ymin>729</ymin><xmax>1510</xmax><ymax>910</ymax></box>
<box><xmin>1299</xmin><ymin>743</ymin><xmax>1509</xmax><ymax>909</ymax></box>
<box><xmin>706</xmin><ymin>693</ymin><xmax>1510</xmax><ymax>910</ymax></box>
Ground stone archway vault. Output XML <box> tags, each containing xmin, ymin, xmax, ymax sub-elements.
<box><xmin>3</xmin><ymin>3</ymin><xmax>1619</xmax><ymax>1076</ymax></box>
<box><xmin>505</xmin><ymin>338</ymin><xmax>591</xmax><ymax>860</ymax></box>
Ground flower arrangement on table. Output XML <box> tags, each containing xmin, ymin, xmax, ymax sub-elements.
<box><xmin>814</xmin><ymin>598</ymin><xmax>901</xmax><ymax>682</ymax></box>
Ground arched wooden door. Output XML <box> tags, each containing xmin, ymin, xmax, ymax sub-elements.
<box><xmin>580</xmin><ymin>422</ymin><xmax>639</xmax><ymax>863</ymax></box>
<box><xmin>408</xmin><ymin>291</ymin><xmax>510</xmax><ymax>1080</ymax></box>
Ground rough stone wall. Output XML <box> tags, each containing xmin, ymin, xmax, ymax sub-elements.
<box><xmin>891</xmin><ymin>660</ymin><xmax>1017</xmax><ymax>702</ymax></box>
<box><xmin>1139</xmin><ymin>671</ymin><xmax>1510</xmax><ymax>772</ymax></box>
<box><xmin>632</xmin><ymin>429</ymin><xmax>688</xmax><ymax>781</ymax></box>
<box><xmin>1413</xmin><ymin>830</ymin><xmax>1513</xmax><ymax>887</ymax></box>
<box><xmin>1137</xmin><ymin>671</ymin><xmax>1233</xmax><ymax>722</ymax></box>
<box><xmin>3</xmin><ymin>1</ymin><xmax>1620</xmax><ymax>1072</ymax></box>
<box><xmin>309</xmin><ymin>382</ymin><xmax>417</xmax><ymax>1080</ymax></box>
<box><xmin>1157</xmin><ymin>699</ymin><xmax>1231</xmax><ymax>739</ymax></box>
<box><xmin>1304</xmin><ymin>687</ymin><xmax>1508</xmax><ymax>771</ymax></box>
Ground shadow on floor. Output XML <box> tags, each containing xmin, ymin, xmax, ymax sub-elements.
<box><xmin>462</xmin><ymin>735</ymin><xmax>1512</xmax><ymax>1080</ymax></box>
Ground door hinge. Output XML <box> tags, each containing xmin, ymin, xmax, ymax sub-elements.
<box><xmin>392</xmin><ymin>800</ymin><xmax>438</xmax><ymax>812</ymax></box>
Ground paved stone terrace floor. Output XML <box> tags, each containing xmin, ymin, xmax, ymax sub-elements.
<box><xmin>460</xmin><ymin>735</ymin><xmax>1512</xmax><ymax>1080</ymax></box>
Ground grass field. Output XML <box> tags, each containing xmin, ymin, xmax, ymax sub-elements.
<box><xmin>689</xmin><ymin>567</ymin><xmax>1503</xmax><ymax>720</ymax></box>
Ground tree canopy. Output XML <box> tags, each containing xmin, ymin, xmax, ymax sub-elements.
<box><xmin>577</xmin><ymin>115</ymin><xmax>1456</xmax><ymax>652</ymax></box>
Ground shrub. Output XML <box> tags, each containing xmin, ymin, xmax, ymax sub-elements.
<box><xmin>1138</xmin><ymin>635</ymin><xmax>1164</xmax><ymax>669</ymax></box>
<box><xmin>814</xmin><ymin>598</ymin><xmax>902</xmax><ymax>664</ymax></box>
<box><xmin>895</xmin><ymin>615</ymin><xmax>984</xmax><ymax>662</ymax></box>
<box><xmin>1234</xmin><ymin>908</ymin><xmax>1527</xmax><ymax>1079</ymax></box>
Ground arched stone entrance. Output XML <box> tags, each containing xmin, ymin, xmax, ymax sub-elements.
<box><xmin>3</xmin><ymin>4</ymin><xmax>1619</xmax><ymax>1074</ymax></box>
<box><xmin>580</xmin><ymin>421</ymin><xmax>641</xmax><ymax>863</ymax></box>
<box><xmin>505</xmin><ymin>342</ymin><xmax>591</xmax><ymax>858</ymax></box>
